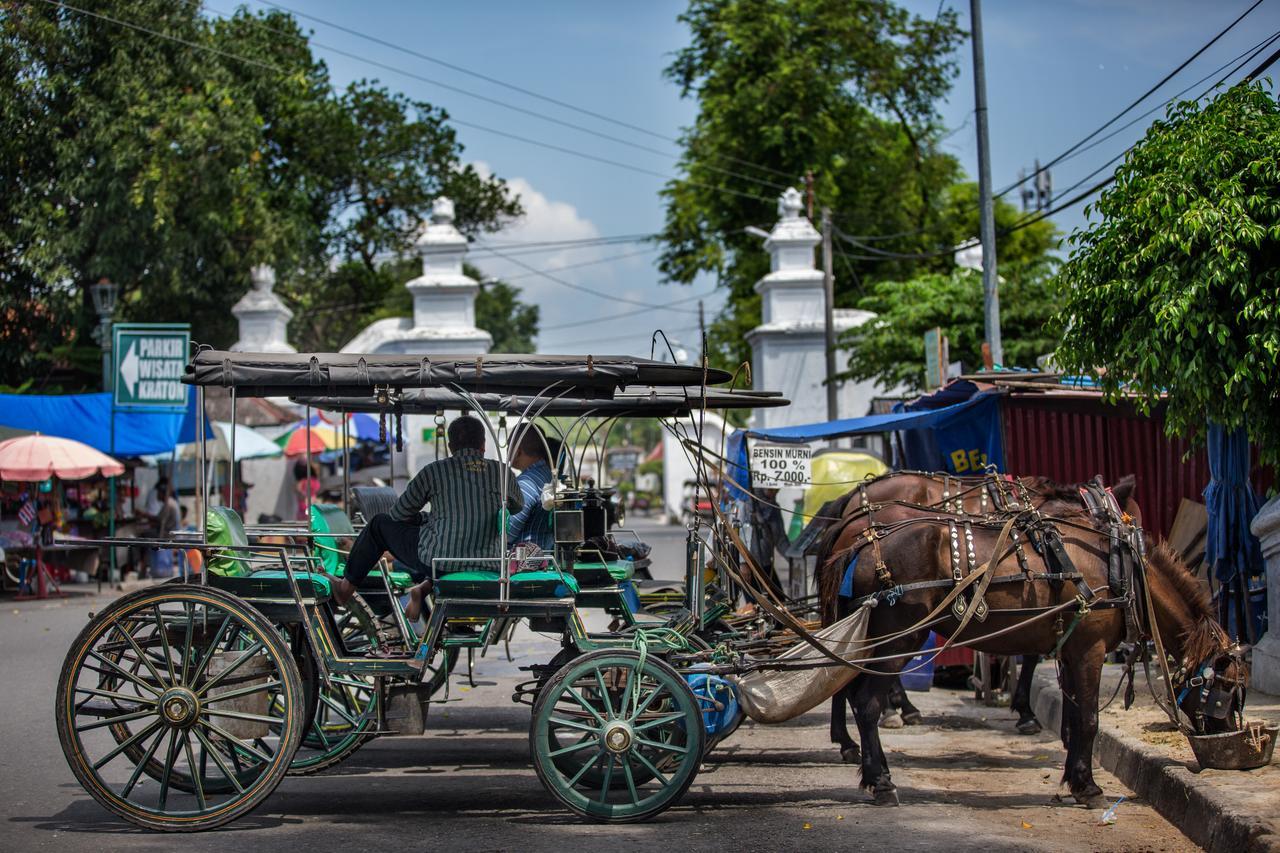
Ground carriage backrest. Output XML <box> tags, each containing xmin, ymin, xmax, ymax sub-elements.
<box><xmin>349</xmin><ymin>486</ymin><xmax>399</xmax><ymax>524</ymax></box>
<box><xmin>309</xmin><ymin>503</ymin><xmax>355</xmax><ymax>574</ymax></box>
<box><xmin>205</xmin><ymin>506</ymin><xmax>252</xmax><ymax>577</ymax></box>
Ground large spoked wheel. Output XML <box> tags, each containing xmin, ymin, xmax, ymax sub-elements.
<box><xmin>56</xmin><ymin>584</ymin><xmax>304</xmax><ymax>832</ymax></box>
<box><xmin>530</xmin><ymin>650</ymin><xmax>704</xmax><ymax>823</ymax></box>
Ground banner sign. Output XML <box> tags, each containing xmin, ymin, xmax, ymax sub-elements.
<box><xmin>113</xmin><ymin>323</ymin><xmax>191</xmax><ymax>411</ymax></box>
<box><xmin>748</xmin><ymin>441</ymin><xmax>812</xmax><ymax>488</ymax></box>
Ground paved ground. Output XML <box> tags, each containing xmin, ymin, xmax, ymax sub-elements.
<box><xmin>1</xmin><ymin>519</ymin><xmax>1198</xmax><ymax>851</ymax></box>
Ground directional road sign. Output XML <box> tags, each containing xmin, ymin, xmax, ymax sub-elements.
<box><xmin>113</xmin><ymin>323</ymin><xmax>191</xmax><ymax>411</ymax></box>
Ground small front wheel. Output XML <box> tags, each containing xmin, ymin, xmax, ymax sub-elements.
<box><xmin>530</xmin><ymin>649</ymin><xmax>703</xmax><ymax>823</ymax></box>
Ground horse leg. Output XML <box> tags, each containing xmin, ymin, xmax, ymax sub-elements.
<box><xmin>1062</xmin><ymin>643</ymin><xmax>1108</xmax><ymax>808</ymax></box>
<box><xmin>830</xmin><ymin>683</ymin><xmax>861</xmax><ymax>764</ymax></box>
<box><xmin>1011</xmin><ymin>654</ymin><xmax>1043</xmax><ymax>734</ymax></box>
<box><xmin>890</xmin><ymin>677</ymin><xmax>924</xmax><ymax>725</ymax></box>
<box><xmin>851</xmin><ymin>673</ymin><xmax>898</xmax><ymax>805</ymax></box>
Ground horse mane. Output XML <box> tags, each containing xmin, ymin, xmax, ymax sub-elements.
<box><xmin>1146</xmin><ymin>540</ymin><xmax>1226</xmax><ymax>664</ymax></box>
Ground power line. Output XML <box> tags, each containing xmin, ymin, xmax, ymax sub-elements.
<box><xmin>198</xmin><ymin>2</ymin><xmax>791</xmax><ymax>195</ymax></box>
<box><xmin>471</xmin><ymin>233</ymin><xmax>653</xmax><ymax>250</ymax></box>
<box><xmin>538</xmin><ymin>291</ymin><xmax>709</xmax><ymax>331</ymax></box>
<box><xmin>496</xmin><ymin>246</ymin><xmax>661</xmax><ymax>282</ymax></box>
<box><xmin>477</xmin><ymin>244</ymin><xmax>689</xmax><ymax>310</ymax></box>
<box><xmin>257</xmin><ymin>0</ymin><xmax>799</xmax><ymax>183</ymax></box>
<box><xmin>997</xmin><ymin>0</ymin><xmax>1265</xmax><ymax>198</ymax></box>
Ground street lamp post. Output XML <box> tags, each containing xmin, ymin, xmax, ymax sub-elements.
<box><xmin>88</xmin><ymin>277</ymin><xmax>119</xmax><ymax>585</ymax></box>
<box><xmin>90</xmin><ymin>278</ymin><xmax>118</xmax><ymax>391</ymax></box>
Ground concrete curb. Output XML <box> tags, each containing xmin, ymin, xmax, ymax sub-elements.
<box><xmin>1031</xmin><ymin>671</ymin><xmax>1279</xmax><ymax>853</ymax></box>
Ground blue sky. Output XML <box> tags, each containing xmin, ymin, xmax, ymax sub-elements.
<box><xmin>229</xmin><ymin>0</ymin><xmax>1280</xmax><ymax>356</ymax></box>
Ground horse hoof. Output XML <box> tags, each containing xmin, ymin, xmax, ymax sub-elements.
<box><xmin>841</xmin><ymin>746</ymin><xmax>862</xmax><ymax>764</ymax></box>
<box><xmin>1016</xmin><ymin>718</ymin><xmax>1043</xmax><ymax>735</ymax></box>
<box><xmin>879</xmin><ymin>711</ymin><xmax>904</xmax><ymax>729</ymax></box>
<box><xmin>873</xmin><ymin>787</ymin><xmax>900</xmax><ymax>806</ymax></box>
<box><xmin>901</xmin><ymin>710</ymin><xmax>923</xmax><ymax>726</ymax></box>
<box><xmin>1074</xmin><ymin>792</ymin><xmax>1108</xmax><ymax>809</ymax></box>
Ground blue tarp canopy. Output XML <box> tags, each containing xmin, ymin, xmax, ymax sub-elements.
<box><xmin>0</xmin><ymin>388</ymin><xmax>210</xmax><ymax>457</ymax></box>
<box><xmin>741</xmin><ymin>393</ymin><xmax>994</xmax><ymax>443</ymax></box>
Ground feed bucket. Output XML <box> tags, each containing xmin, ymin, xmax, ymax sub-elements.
<box><xmin>205</xmin><ymin>651</ymin><xmax>273</xmax><ymax>739</ymax></box>
<box><xmin>1187</xmin><ymin>721</ymin><xmax>1278</xmax><ymax>770</ymax></box>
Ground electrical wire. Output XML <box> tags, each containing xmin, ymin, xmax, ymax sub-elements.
<box><xmin>996</xmin><ymin>0</ymin><xmax>1266</xmax><ymax>198</ymax></box>
<box><xmin>477</xmin><ymin>243</ymin><xmax>693</xmax><ymax>310</ymax></box>
<box><xmin>499</xmin><ymin>246</ymin><xmax>660</xmax><ymax>282</ymax></box>
<box><xmin>539</xmin><ymin>291</ymin><xmax>709</xmax><ymax>331</ymax></box>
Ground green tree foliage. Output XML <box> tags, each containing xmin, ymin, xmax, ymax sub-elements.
<box><xmin>660</xmin><ymin>0</ymin><xmax>967</xmax><ymax>369</ymax></box>
<box><xmin>840</xmin><ymin>260</ymin><xmax>1059</xmax><ymax>392</ymax></box>
<box><xmin>1052</xmin><ymin>82</ymin><xmax>1280</xmax><ymax>467</ymax></box>
<box><xmin>1</xmin><ymin>1</ymin><xmax>530</xmax><ymax>387</ymax></box>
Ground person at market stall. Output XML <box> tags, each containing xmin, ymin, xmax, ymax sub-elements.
<box><xmin>507</xmin><ymin>424</ymin><xmax>555</xmax><ymax>552</ymax></box>
<box><xmin>148</xmin><ymin>483</ymin><xmax>181</xmax><ymax>578</ymax></box>
<box><xmin>293</xmin><ymin>460</ymin><xmax>321</xmax><ymax>521</ymax></box>
<box><xmin>330</xmin><ymin>415</ymin><xmax>522</xmax><ymax>623</ymax></box>
<box><xmin>142</xmin><ymin>476</ymin><xmax>169</xmax><ymax>519</ymax></box>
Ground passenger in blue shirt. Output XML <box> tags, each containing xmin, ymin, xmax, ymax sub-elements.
<box><xmin>507</xmin><ymin>425</ymin><xmax>555</xmax><ymax>551</ymax></box>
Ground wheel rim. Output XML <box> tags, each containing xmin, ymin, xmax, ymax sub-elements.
<box><xmin>59</xmin><ymin>589</ymin><xmax>302</xmax><ymax>826</ymax></box>
<box><xmin>532</xmin><ymin>651</ymin><xmax>703</xmax><ymax>821</ymax></box>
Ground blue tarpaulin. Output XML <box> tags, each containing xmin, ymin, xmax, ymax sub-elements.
<box><xmin>739</xmin><ymin>391</ymin><xmax>1005</xmax><ymax>475</ymax></box>
<box><xmin>1202</xmin><ymin>423</ymin><xmax>1264</xmax><ymax>640</ymax></box>
<box><xmin>0</xmin><ymin>388</ymin><xmax>210</xmax><ymax>457</ymax></box>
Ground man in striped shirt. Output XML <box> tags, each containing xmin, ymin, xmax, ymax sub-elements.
<box><xmin>333</xmin><ymin>415</ymin><xmax>521</xmax><ymax>617</ymax></box>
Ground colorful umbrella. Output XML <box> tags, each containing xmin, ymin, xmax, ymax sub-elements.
<box><xmin>0</xmin><ymin>434</ymin><xmax>124</xmax><ymax>481</ymax></box>
<box><xmin>281</xmin><ymin>423</ymin><xmax>354</xmax><ymax>456</ymax></box>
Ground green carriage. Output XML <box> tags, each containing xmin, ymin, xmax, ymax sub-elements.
<box><xmin>55</xmin><ymin>349</ymin><xmax>786</xmax><ymax>831</ymax></box>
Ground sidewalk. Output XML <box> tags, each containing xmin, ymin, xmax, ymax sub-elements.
<box><xmin>1031</xmin><ymin>662</ymin><xmax>1279</xmax><ymax>853</ymax></box>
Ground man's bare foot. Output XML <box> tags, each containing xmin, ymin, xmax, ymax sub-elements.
<box><xmin>405</xmin><ymin>579</ymin><xmax>432</xmax><ymax>622</ymax></box>
<box><xmin>331</xmin><ymin>576</ymin><xmax>357</xmax><ymax>606</ymax></box>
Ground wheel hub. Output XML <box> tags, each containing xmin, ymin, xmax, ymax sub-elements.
<box><xmin>603</xmin><ymin>721</ymin><xmax>633</xmax><ymax>753</ymax></box>
<box><xmin>159</xmin><ymin>687</ymin><xmax>200</xmax><ymax>727</ymax></box>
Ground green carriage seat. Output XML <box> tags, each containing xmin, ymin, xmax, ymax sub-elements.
<box><xmin>309</xmin><ymin>503</ymin><xmax>413</xmax><ymax>591</ymax></box>
<box><xmin>204</xmin><ymin>506</ymin><xmax>331</xmax><ymax>600</ymax></box>
<box><xmin>434</xmin><ymin>569</ymin><xmax>579</xmax><ymax>600</ymax></box>
<box><xmin>572</xmin><ymin>559</ymin><xmax>635</xmax><ymax>588</ymax></box>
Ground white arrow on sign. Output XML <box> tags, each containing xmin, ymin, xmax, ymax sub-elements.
<box><xmin>119</xmin><ymin>341</ymin><xmax>140</xmax><ymax>398</ymax></box>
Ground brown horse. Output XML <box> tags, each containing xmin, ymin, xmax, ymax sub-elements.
<box><xmin>818</xmin><ymin>472</ymin><xmax>1139</xmax><ymax>760</ymax></box>
<box><xmin>813</xmin><ymin>480</ymin><xmax>1246</xmax><ymax>807</ymax></box>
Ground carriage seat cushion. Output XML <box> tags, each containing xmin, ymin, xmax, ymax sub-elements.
<box><xmin>573</xmin><ymin>559</ymin><xmax>634</xmax><ymax>587</ymax></box>
<box><xmin>435</xmin><ymin>570</ymin><xmax>579</xmax><ymax>600</ymax></box>
<box><xmin>210</xmin><ymin>569</ymin><xmax>332</xmax><ymax>601</ymax></box>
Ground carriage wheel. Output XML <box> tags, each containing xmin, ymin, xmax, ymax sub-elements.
<box><xmin>531</xmin><ymin>650</ymin><xmax>703</xmax><ymax>823</ymax></box>
<box><xmin>56</xmin><ymin>585</ymin><xmax>304</xmax><ymax>831</ymax></box>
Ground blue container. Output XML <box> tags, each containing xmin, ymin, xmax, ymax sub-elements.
<box><xmin>899</xmin><ymin>631</ymin><xmax>938</xmax><ymax>692</ymax></box>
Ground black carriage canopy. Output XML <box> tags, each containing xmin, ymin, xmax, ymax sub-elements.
<box><xmin>288</xmin><ymin>387</ymin><xmax>789</xmax><ymax>418</ymax></box>
<box><xmin>183</xmin><ymin>350</ymin><xmax>734</xmax><ymax>398</ymax></box>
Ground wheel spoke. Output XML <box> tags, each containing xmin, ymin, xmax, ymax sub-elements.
<box><xmin>318</xmin><ymin>693</ymin><xmax>363</xmax><ymax>727</ymax></box>
<box><xmin>196</xmin><ymin>640</ymin><xmax>266</xmax><ymax>696</ymax></box>
<box><xmin>311</xmin><ymin>716</ymin><xmax>332</xmax><ymax>749</ymax></box>
<box><xmin>621</xmin><ymin>756</ymin><xmax>640</xmax><ymax>805</ymax></box>
<box><xmin>74</xmin><ymin>685</ymin><xmax>159</xmax><ymax>706</ymax></box>
<box><xmin>152</xmin><ymin>604</ymin><xmax>178</xmax><ymax>684</ymax></box>
<box><xmin>87</xmin><ymin>649</ymin><xmax>161</xmax><ymax>696</ymax></box>
<box><xmin>548</xmin><ymin>715</ymin><xmax>599</xmax><ymax>735</ymax></box>
<box><xmin>156</xmin><ymin>729</ymin><xmax>180</xmax><ymax>812</ymax></box>
<box><xmin>200</xmin><ymin>720</ymin><xmax>273</xmax><ymax>764</ymax></box>
<box><xmin>119</xmin><ymin>725</ymin><xmax>166</xmax><ymax>798</ymax></box>
<box><xmin>593</xmin><ymin>669</ymin><xmax>615</xmax><ymax>718</ymax></box>
<box><xmin>633</xmin><ymin>711</ymin><xmax>687</xmax><ymax>733</ymax></box>
<box><xmin>631</xmin><ymin>747</ymin><xmax>669</xmax><ymax>786</ymax></box>
<box><xmin>617</xmin><ymin>665</ymin><xmax>636</xmax><ymax>719</ymax></box>
<box><xmin>564</xmin><ymin>687</ymin><xmax>607</xmax><ymax>726</ymax></box>
<box><xmin>76</xmin><ymin>708</ymin><xmax>157</xmax><ymax>733</ymax></box>
<box><xmin>566</xmin><ymin>751</ymin><xmax>599</xmax><ymax>788</ymax></box>
<box><xmin>189</xmin><ymin>614</ymin><xmax>233</xmax><ymax>687</ymax></box>
<box><xmin>180</xmin><ymin>602</ymin><xmax>195</xmax><ymax>686</ymax></box>
<box><xmin>548</xmin><ymin>736</ymin><xmax>600</xmax><ymax>759</ymax></box>
<box><xmin>91</xmin><ymin>718</ymin><xmax>162</xmax><ymax>770</ymax></box>
<box><xmin>182</xmin><ymin>731</ymin><xmax>208</xmax><ymax>812</ymax></box>
<box><xmin>635</xmin><ymin>735</ymin><xmax>689</xmax><ymax>755</ymax></box>
<box><xmin>598</xmin><ymin>754</ymin><xmax>615</xmax><ymax>801</ymax></box>
<box><xmin>193</xmin><ymin>727</ymin><xmax>246</xmax><ymax>794</ymax></box>
<box><xmin>629</xmin><ymin>683</ymin><xmax>668</xmax><ymax>722</ymax></box>
<box><xmin>202</xmin><ymin>708</ymin><xmax>283</xmax><ymax>726</ymax></box>
<box><xmin>201</xmin><ymin>679</ymin><xmax>283</xmax><ymax>704</ymax></box>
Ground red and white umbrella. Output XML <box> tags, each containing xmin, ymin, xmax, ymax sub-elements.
<box><xmin>0</xmin><ymin>434</ymin><xmax>125</xmax><ymax>481</ymax></box>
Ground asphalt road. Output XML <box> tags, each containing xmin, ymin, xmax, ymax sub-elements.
<box><xmin>1</xmin><ymin>519</ymin><xmax>1197</xmax><ymax>852</ymax></box>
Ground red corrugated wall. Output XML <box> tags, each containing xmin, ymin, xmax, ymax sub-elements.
<box><xmin>1000</xmin><ymin>396</ymin><xmax>1270</xmax><ymax>540</ymax></box>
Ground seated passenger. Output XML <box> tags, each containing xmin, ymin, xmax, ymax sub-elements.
<box><xmin>332</xmin><ymin>415</ymin><xmax>521</xmax><ymax>620</ymax></box>
<box><xmin>507</xmin><ymin>424</ymin><xmax>555</xmax><ymax>552</ymax></box>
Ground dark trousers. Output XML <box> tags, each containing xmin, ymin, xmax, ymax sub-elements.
<box><xmin>345</xmin><ymin>513</ymin><xmax>431</xmax><ymax>583</ymax></box>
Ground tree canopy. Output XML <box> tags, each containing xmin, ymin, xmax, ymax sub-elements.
<box><xmin>1</xmin><ymin>1</ymin><xmax>532</xmax><ymax>389</ymax></box>
<box><xmin>1052</xmin><ymin>82</ymin><xmax>1280</xmax><ymax>468</ymax></box>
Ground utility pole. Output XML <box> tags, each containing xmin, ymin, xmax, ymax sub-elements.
<box><xmin>697</xmin><ymin>299</ymin><xmax>706</xmax><ymax>363</ymax></box>
<box><xmin>970</xmin><ymin>0</ymin><xmax>1003</xmax><ymax>367</ymax></box>
<box><xmin>821</xmin><ymin>207</ymin><xmax>838</xmax><ymax>421</ymax></box>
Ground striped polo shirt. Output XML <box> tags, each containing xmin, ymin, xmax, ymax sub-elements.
<box><xmin>508</xmin><ymin>459</ymin><xmax>555</xmax><ymax>550</ymax></box>
<box><xmin>388</xmin><ymin>449</ymin><xmax>522</xmax><ymax>573</ymax></box>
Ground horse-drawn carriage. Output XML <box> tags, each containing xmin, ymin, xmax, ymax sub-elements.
<box><xmin>55</xmin><ymin>348</ymin><xmax>1252</xmax><ymax>831</ymax></box>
